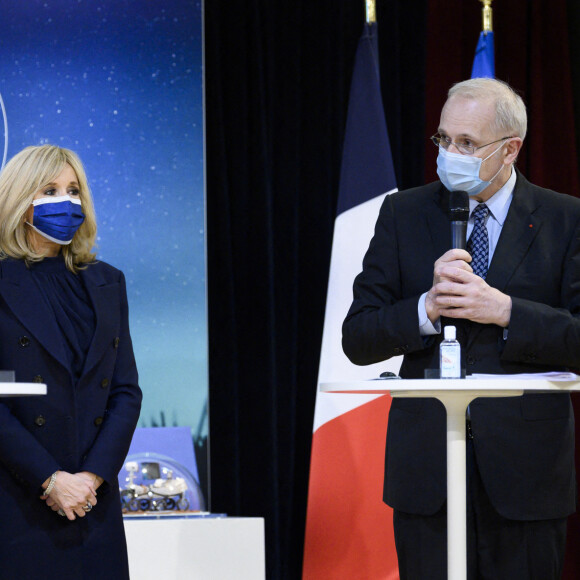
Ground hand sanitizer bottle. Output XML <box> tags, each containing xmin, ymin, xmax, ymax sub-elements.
<box><xmin>440</xmin><ymin>325</ymin><xmax>461</xmax><ymax>378</ymax></box>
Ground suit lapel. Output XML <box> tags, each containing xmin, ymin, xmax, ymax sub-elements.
<box><xmin>0</xmin><ymin>259</ymin><xmax>70</xmax><ymax>369</ymax></box>
<box><xmin>486</xmin><ymin>173</ymin><xmax>541</xmax><ymax>291</ymax></box>
<box><xmin>80</xmin><ymin>263</ymin><xmax>120</xmax><ymax>377</ymax></box>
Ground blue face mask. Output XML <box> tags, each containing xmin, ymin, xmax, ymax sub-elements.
<box><xmin>27</xmin><ymin>195</ymin><xmax>85</xmax><ymax>244</ymax></box>
<box><xmin>436</xmin><ymin>141</ymin><xmax>506</xmax><ymax>196</ymax></box>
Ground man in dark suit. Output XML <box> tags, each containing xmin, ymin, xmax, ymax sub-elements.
<box><xmin>342</xmin><ymin>78</ymin><xmax>580</xmax><ymax>579</ymax></box>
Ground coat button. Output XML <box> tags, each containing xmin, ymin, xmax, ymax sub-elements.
<box><xmin>114</xmin><ymin>337</ymin><xmax>120</xmax><ymax>348</ymax></box>
<box><xmin>35</xmin><ymin>415</ymin><xmax>46</xmax><ymax>426</ymax></box>
<box><xmin>33</xmin><ymin>375</ymin><xmax>43</xmax><ymax>383</ymax></box>
<box><xmin>94</xmin><ymin>416</ymin><xmax>103</xmax><ymax>427</ymax></box>
<box><xmin>101</xmin><ymin>378</ymin><xmax>110</xmax><ymax>389</ymax></box>
<box><xmin>19</xmin><ymin>336</ymin><xmax>30</xmax><ymax>347</ymax></box>
<box><xmin>466</xmin><ymin>355</ymin><xmax>476</xmax><ymax>365</ymax></box>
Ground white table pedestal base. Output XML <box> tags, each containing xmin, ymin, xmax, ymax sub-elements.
<box><xmin>443</xmin><ymin>393</ymin><xmax>472</xmax><ymax>580</ymax></box>
<box><xmin>428</xmin><ymin>389</ymin><xmax>516</xmax><ymax>580</ymax></box>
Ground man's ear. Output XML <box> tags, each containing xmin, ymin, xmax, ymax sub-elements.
<box><xmin>504</xmin><ymin>137</ymin><xmax>523</xmax><ymax>165</ymax></box>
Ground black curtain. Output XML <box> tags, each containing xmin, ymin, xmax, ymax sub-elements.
<box><xmin>205</xmin><ymin>1</ymin><xmax>426</xmax><ymax>578</ymax></box>
<box><xmin>205</xmin><ymin>1</ymin><xmax>580</xmax><ymax>579</ymax></box>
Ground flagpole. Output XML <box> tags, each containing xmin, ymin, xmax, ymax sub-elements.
<box><xmin>479</xmin><ymin>0</ymin><xmax>493</xmax><ymax>33</ymax></box>
<box><xmin>472</xmin><ymin>0</ymin><xmax>495</xmax><ymax>78</ymax></box>
<box><xmin>365</xmin><ymin>0</ymin><xmax>376</xmax><ymax>24</ymax></box>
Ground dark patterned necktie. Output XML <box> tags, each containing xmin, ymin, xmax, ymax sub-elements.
<box><xmin>467</xmin><ymin>203</ymin><xmax>490</xmax><ymax>279</ymax></box>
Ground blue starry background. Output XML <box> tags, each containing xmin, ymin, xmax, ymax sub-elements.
<box><xmin>0</xmin><ymin>0</ymin><xmax>207</xmax><ymax>464</ymax></box>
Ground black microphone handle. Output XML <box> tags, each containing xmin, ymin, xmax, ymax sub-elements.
<box><xmin>451</xmin><ymin>221</ymin><xmax>467</xmax><ymax>250</ymax></box>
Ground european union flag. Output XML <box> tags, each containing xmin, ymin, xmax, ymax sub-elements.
<box><xmin>471</xmin><ymin>31</ymin><xmax>495</xmax><ymax>79</ymax></box>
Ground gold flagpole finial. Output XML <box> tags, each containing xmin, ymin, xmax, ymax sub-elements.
<box><xmin>366</xmin><ymin>0</ymin><xmax>376</xmax><ymax>24</ymax></box>
<box><xmin>479</xmin><ymin>0</ymin><xmax>493</xmax><ymax>33</ymax></box>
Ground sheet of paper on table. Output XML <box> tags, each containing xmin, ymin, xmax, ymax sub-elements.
<box><xmin>468</xmin><ymin>372</ymin><xmax>580</xmax><ymax>381</ymax></box>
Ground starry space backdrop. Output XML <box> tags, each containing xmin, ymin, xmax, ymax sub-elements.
<box><xmin>0</xmin><ymin>0</ymin><xmax>207</xmax><ymax>478</ymax></box>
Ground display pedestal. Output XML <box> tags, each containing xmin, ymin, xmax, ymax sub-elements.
<box><xmin>321</xmin><ymin>378</ymin><xmax>580</xmax><ymax>580</ymax></box>
<box><xmin>124</xmin><ymin>516</ymin><xmax>265</xmax><ymax>580</ymax></box>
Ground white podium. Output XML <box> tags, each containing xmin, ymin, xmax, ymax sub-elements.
<box><xmin>321</xmin><ymin>378</ymin><xmax>580</xmax><ymax>580</ymax></box>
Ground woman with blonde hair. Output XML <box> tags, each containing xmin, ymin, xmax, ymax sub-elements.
<box><xmin>0</xmin><ymin>144</ymin><xmax>142</xmax><ymax>579</ymax></box>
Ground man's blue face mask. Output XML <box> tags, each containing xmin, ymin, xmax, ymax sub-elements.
<box><xmin>27</xmin><ymin>195</ymin><xmax>85</xmax><ymax>244</ymax></box>
<box><xmin>436</xmin><ymin>141</ymin><xmax>506</xmax><ymax>197</ymax></box>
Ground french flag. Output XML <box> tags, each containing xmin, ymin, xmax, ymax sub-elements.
<box><xmin>303</xmin><ymin>22</ymin><xmax>400</xmax><ymax>579</ymax></box>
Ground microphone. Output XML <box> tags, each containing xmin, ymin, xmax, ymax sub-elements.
<box><xmin>448</xmin><ymin>190</ymin><xmax>469</xmax><ymax>249</ymax></box>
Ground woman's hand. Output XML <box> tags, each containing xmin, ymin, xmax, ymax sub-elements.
<box><xmin>76</xmin><ymin>471</ymin><xmax>104</xmax><ymax>491</ymax></box>
<box><xmin>40</xmin><ymin>471</ymin><xmax>97</xmax><ymax>520</ymax></box>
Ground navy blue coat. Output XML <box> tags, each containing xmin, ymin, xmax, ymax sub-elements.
<box><xmin>343</xmin><ymin>173</ymin><xmax>579</xmax><ymax>520</ymax></box>
<box><xmin>0</xmin><ymin>259</ymin><xmax>142</xmax><ymax>579</ymax></box>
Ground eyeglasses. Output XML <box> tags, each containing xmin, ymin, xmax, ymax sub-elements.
<box><xmin>430</xmin><ymin>134</ymin><xmax>513</xmax><ymax>156</ymax></box>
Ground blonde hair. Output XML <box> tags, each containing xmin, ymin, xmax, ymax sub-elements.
<box><xmin>0</xmin><ymin>145</ymin><xmax>97</xmax><ymax>272</ymax></box>
<box><xmin>447</xmin><ymin>78</ymin><xmax>528</xmax><ymax>140</ymax></box>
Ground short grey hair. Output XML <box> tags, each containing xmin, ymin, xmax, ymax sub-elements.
<box><xmin>447</xmin><ymin>78</ymin><xmax>527</xmax><ymax>140</ymax></box>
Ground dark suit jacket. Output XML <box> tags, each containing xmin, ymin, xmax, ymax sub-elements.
<box><xmin>0</xmin><ymin>258</ymin><xmax>142</xmax><ymax>579</ymax></box>
<box><xmin>342</xmin><ymin>172</ymin><xmax>580</xmax><ymax>520</ymax></box>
